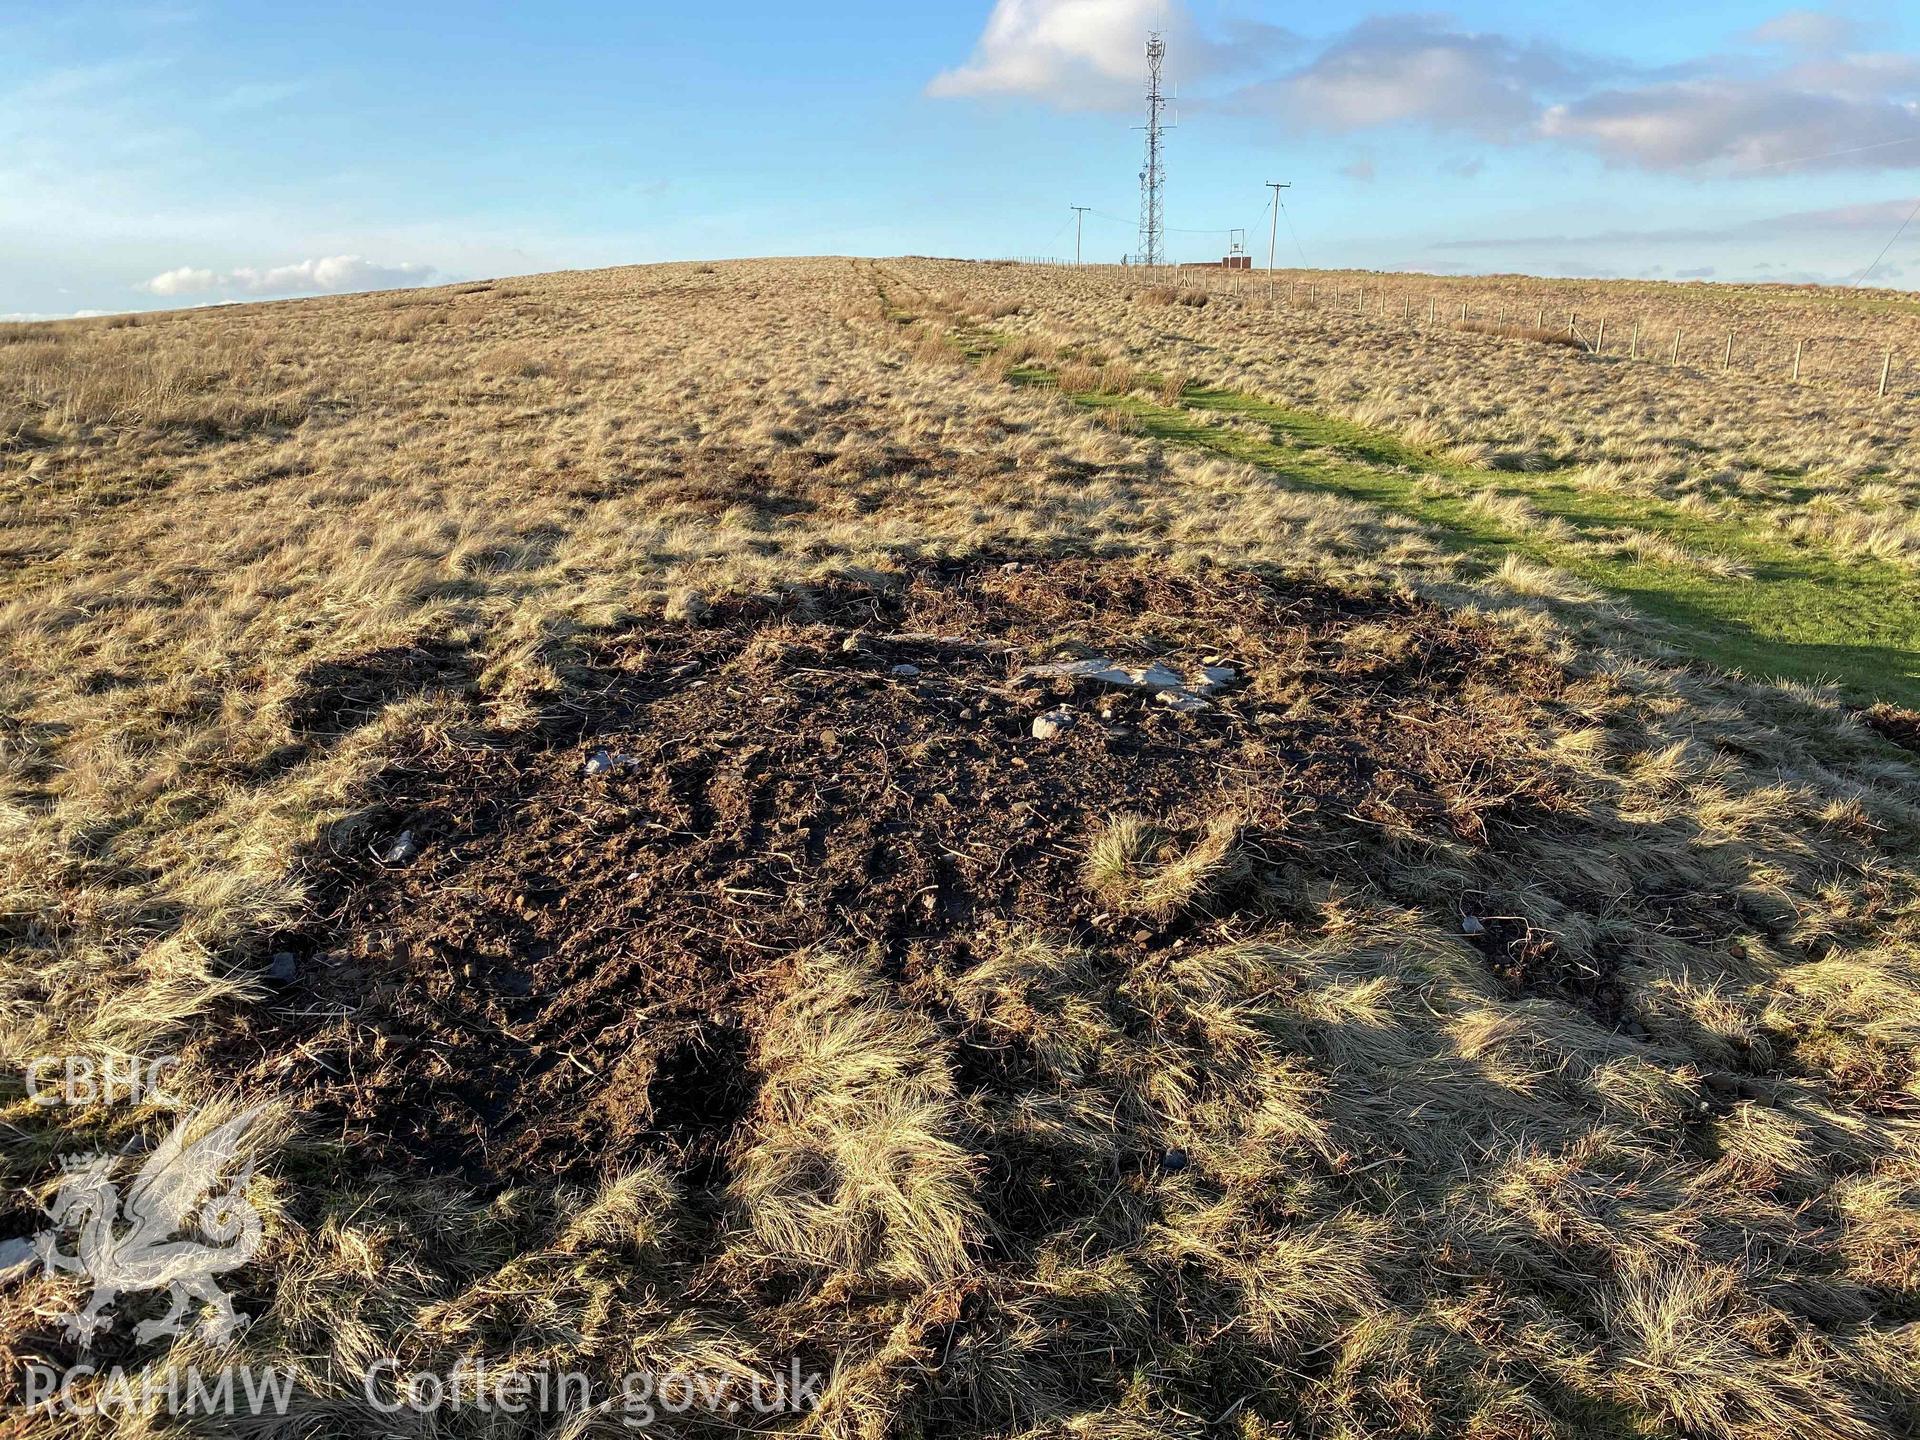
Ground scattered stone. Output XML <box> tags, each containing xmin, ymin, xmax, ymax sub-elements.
<box><xmin>1031</xmin><ymin>707</ymin><xmax>1077</xmax><ymax>740</ymax></box>
<box><xmin>1001</xmin><ymin>561</ymin><xmax>1023</xmax><ymax>573</ymax></box>
<box><xmin>1461</xmin><ymin>915</ymin><xmax>1485</xmax><ymax>936</ymax></box>
<box><xmin>584</xmin><ymin>748</ymin><xmax>641</xmax><ymax>776</ymax></box>
<box><xmin>889</xmin><ymin>663</ymin><xmax>922</xmax><ymax>678</ymax></box>
<box><xmin>382</xmin><ymin>830</ymin><xmax>418</xmax><ymax>865</ymax></box>
<box><xmin>889</xmin><ymin>631</ymin><xmax>1011</xmax><ymax>652</ymax></box>
<box><xmin>265</xmin><ymin>951</ymin><xmax>298</xmax><ymax>984</ymax></box>
<box><xmin>1024</xmin><ymin>657</ymin><xmax>1178</xmax><ymax>689</ymax></box>
<box><xmin>1019</xmin><ymin>654</ymin><xmax>1236</xmax><ymax>713</ymax></box>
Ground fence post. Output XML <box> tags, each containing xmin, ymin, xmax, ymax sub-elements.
<box><xmin>1723</xmin><ymin>331</ymin><xmax>1735</xmax><ymax>372</ymax></box>
<box><xmin>1670</xmin><ymin>332</ymin><xmax>1682</xmax><ymax>367</ymax></box>
<box><xmin>1881</xmin><ymin>347</ymin><xmax>1895</xmax><ymax>398</ymax></box>
<box><xmin>1630</xmin><ymin>321</ymin><xmax>1640</xmax><ymax>360</ymax></box>
<box><xmin>1429</xmin><ymin>299</ymin><xmax>1436</xmax><ymax>324</ymax></box>
<box><xmin>1792</xmin><ymin>339</ymin><xmax>1804</xmax><ymax>383</ymax></box>
<box><xmin>1536</xmin><ymin>304</ymin><xmax>1545</xmax><ymax>330</ymax></box>
<box><xmin>1593</xmin><ymin>317</ymin><xmax>1606</xmax><ymax>355</ymax></box>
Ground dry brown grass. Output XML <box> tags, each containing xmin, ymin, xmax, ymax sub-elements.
<box><xmin>1457</xmin><ymin>316</ymin><xmax>1588</xmax><ymax>349</ymax></box>
<box><xmin>910</xmin><ymin>258</ymin><xmax>1920</xmax><ymax>565</ymax></box>
<box><xmin>2</xmin><ymin>257</ymin><xmax>1918</xmax><ymax>1438</ymax></box>
<box><xmin>1082</xmin><ymin>811</ymin><xmax>1251</xmax><ymax>917</ymax></box>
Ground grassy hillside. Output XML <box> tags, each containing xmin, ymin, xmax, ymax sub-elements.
<box><xmin>3</xmin><ymin>259</ymin><xmax>1919</xmax><ymax>1439</ymax></box>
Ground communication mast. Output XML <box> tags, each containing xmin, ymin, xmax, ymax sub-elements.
<box><xmin>1137</xmin><ymin>34</ymin><xmax>1168</xmax><ymax>267</ymax></box>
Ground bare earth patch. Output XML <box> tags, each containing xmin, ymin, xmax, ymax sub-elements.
<box><xmin>230</xmin><ymin>558</ymin><xmax>1610</xmax><ymax>1186</ymax></box>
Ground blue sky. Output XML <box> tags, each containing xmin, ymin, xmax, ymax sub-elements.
<box><xmin>4</xmin><ymin>1</ymin><xmax>1920</xmax><ymax>315</ymax></box>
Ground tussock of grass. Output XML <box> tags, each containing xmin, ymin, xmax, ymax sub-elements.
<box><xmin>1082</xmin><ymin>811</ymin><xmax>1252</xmax><ymax>918</ymax></box>
<box><xmin>1137</xmin><ymin>284</ymin><xmax>1209</xmax><ymax>309</ymax></box>
<box><xmin>730</xmin><ymin>950</ymin><xmax>981</xmax><ymax>1287</ymax></box>
<box><xmin>1458</xmin><ymin>317</ymin><xmax>1588</xmax><ymax>349</ymax></box>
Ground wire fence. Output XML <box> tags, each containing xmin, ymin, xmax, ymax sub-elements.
<box><xmin>994</xmin><ymin>261</ymin><xmax>1918</xmax><ymax>401</ymax></box>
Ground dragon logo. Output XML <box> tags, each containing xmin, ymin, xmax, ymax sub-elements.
<box><xmin>0</xmin><ymin>1105</ymin><xmax>270</xmax><ymax>1348</ymax></box>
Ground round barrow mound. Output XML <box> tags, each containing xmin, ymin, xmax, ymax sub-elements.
<box><xmin>236</xmin><ymin>556</ymin><xmax>1609</xmax><ymax>1186</ymax></box>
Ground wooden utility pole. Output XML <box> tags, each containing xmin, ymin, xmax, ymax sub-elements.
<box><xmin>1264</xmin><ymin>182</ymin><xmax>1290</xmax><ymax>305</ymax></box>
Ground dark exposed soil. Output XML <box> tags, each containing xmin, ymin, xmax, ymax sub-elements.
<box><xmin>229</xmin><ymin>557</ymin><xmax>1598</xmax><ymax>1186</ymax></box>
<box><xmin>1863</xmin><ymin>702</ymin><xmax>1920</xmax><ymax>756</ymax></box>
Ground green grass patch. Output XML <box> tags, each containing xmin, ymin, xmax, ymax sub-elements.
<box><xmin>956</xmin><ymin>319</ymin><xmax>1920</xmax><ymax>705</ymax></box>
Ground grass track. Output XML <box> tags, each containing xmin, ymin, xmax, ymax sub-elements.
<box><xmin>949</xmin><ymin>321</ymin><xmax>1920</xmax><ymax>706</ymax></box>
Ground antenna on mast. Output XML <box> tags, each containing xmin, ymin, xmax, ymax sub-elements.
<box><xmin>1136</xmin><ymin>34</ymin><xmax>1169</xmax><ymax>267</ymax></box>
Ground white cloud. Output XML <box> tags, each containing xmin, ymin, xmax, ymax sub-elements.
<box><xmin>931</xmin><ymin>6</ymin><xmax>1920</xmax><ymax>175</ymax></box>
<box><xmin>1</xmin><ymin>309</ymin><xmax>109</xmax><ymax>322</ymax></box>
<box><xmin>144</xmin><ymin>265</ymin><xmax>218</xmax><ymax>296</ymax></box>
<box><xmin>229</xmin><ymin>255</ymin><xmax>434</xmax><ymax>294</ymax></box>
<box><xmin>928</xmin><ymin>0</ymin><xmax>1184</xmax><ymax>109</ymax></box>
<box><xmin>1428</xmin><ymin>197</ymin><xmax>1920</xmax><ymax>250</ymax></box>
<box><xmin>141</xmin><ymin>255</ymin><xmax>434</xmax><ymax>299</ymax></box>
<box><xmin>1745</xmin><ymin>10</ymin><xmax>1857</xmax><ymax>53</ymax></box>
<box><xmin>1540</xmin><ymin>78</ymin><xmax>1920</xmax><ymax>171</ymax></box>
<box><xmin>1247</xmin><ymin>17</ymin><xmax>1585</xmax><ymax>141</ymax></box>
